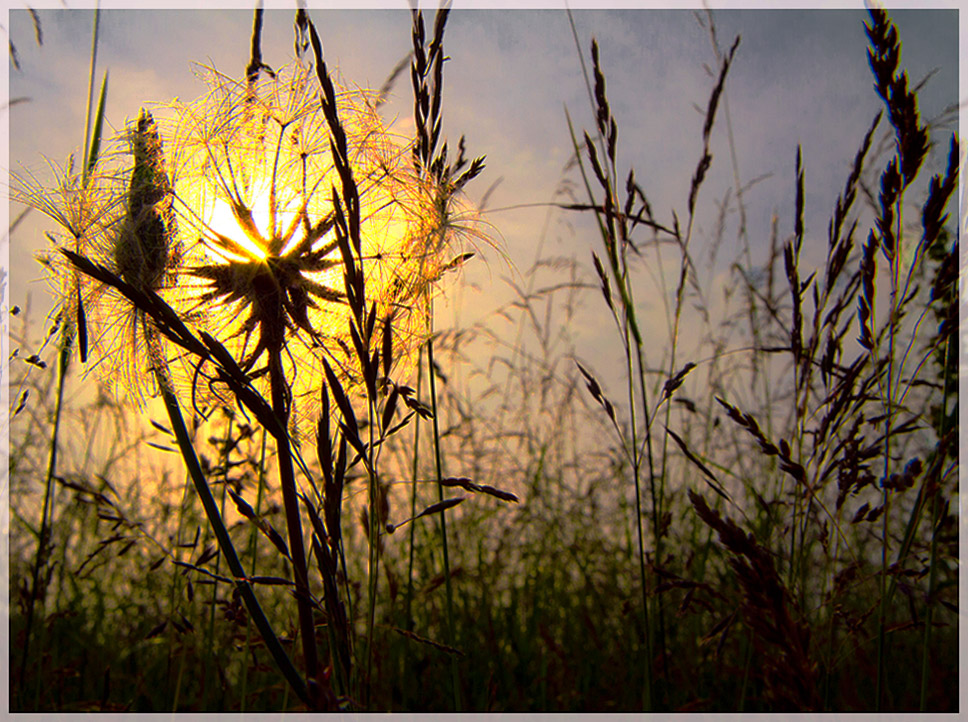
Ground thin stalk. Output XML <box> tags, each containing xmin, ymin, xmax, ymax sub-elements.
<box><xmin>620</xmin><ymin>293</ymin><xmax>654</xmax><ymax>712</ymax></box>
<box><xmin>157</xmin><ymin>356</ymin><xmax>309</xmax><ymax>707</ymax></box>
<box><xmin>406</xmin><ymin>348</ymin><xmax>424</xmax><ymax>622</ymax></box>
<box><xmin>80</xmin><ymin>6</ymin><xmax>101</xmax><ymax>186</ymax></box>
<box><xmin>19</xmin><ymin>8</ymin><xmax>103</xmax><ymax>707</ymax></box>
<box><xmin>918</xmin><ymin>488</ymin><xmax>943</xmax><ymax>710</ymax></box>
<box><xmin>21</xmin><ymin>327</ymin><xmax>70</xmax><ymax>709</ymax></box>
<box><xmin>633</xmin><ymin>338</ymin><xmax>664</xmax><ymax>699</ymax></box>
<box><xmin>403</xmin><ymin>345</ymin><xmax>423</xmax><ymax>710</ymax></box>
<box><xmin>202</xmin><ymin>412</ymin><xmax>235</xmax><ymax>709</ymax></box>
<box><xmin>427</xmin><ymin>332</ymin><xmax>461</xmax><ymax>711</ymax></box>
<box><xmin>168</xmin><ymin>468</ymin><xmax>194</xmax><ymax>711</ymax></box>
<box><xmin>737</xmin><ymin>630</ymin><xmax>753</xmax><ymax>711</ymax></box>
<box><xmin>876</xmin><ymin>202</ymin><xmax>903</xmax><ymax>712</ymax></box>
<box><xmin>240</xmin><ymin>429</ymin><xmax>269</xmax><ymax>712</ymax></box>
<box><xmin>919</xmin><ymin>330</ymin><xmax>953</xmax><ymax>710</ymax></box>
<box><xmin>820</xmin><ymin>514</ymin><xmax>845</xmax><ymax>712</ymax></box>
<box><xmin>564</xmin><ymin>103</ymin><xmax>654</xmax><ymax>712</ymax></box>
<box><xmin>364</xmin><ymin>393</ymin><xmax>379</xmax><ymax>707</ymax></box>
<box><xmin>267</xmin><ymin>347</ymin><xmax>318</xmax><ymax>704</ymax></box>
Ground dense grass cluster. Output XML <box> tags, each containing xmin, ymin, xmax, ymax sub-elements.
<box><xmin>8</xmin><ymin>6</ymin><xmax>958</xmax><ymax>712</ymax></box>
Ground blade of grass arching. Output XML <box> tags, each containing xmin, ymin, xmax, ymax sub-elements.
<box><xmin>84</xmin><ymin>72</ymin><xmax>108</xmax><ymax>183</ymax></box>
<box><xmin>80</xmin><ymin>5</ymin><xmax>101</xmax><ymax>186</ymax></box>
<box><xmin>158</xmin><ymin>383</ymin><xmax>310</xmax><ymax>708</ymax></box>
<box><xmin>427</xmin><ymin>332</ymin><xmax>461</xmax><ymax>711</ymax></box>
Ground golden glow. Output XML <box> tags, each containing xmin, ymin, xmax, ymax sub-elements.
<box><xmin>205</xmin><ymin>197</ymin><xmax>270</xmax><ymax>261</ymax></box>
<box><xmin>162</xmin><ymin>60</ymin><xmax>482</xmax><ymax>432</ymax></box>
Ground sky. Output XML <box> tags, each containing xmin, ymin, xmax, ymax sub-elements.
<box><xmin>4</xmin><ymin>2</ymin><xmax>962</xmax><ymax>412</ymax></box>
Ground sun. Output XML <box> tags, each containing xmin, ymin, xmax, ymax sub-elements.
<box><xmin>204</xmin><ymin>196</ymin><xmax>271</xmax><ymax>262</ymax></box>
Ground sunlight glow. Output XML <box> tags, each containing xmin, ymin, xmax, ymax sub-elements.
<box><xmin>205</xmin><ymin>195</ymin><xmax>288</xmax><ymax>262</ymax></box>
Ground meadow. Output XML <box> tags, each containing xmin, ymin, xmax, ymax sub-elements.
<box><xmin>7</xmin><ymin>5</ymin><xmax>959</xmax><ymax>712</ymax></box>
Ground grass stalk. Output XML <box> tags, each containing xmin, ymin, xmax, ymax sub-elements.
<box><xmin>240</xmin><ymin>429</ymin><xmax>269</xmax><ymax>712</ymax></box>
<box><xmin>167</xmin><ymin>466</ymin><xmax>194</xmax><ymax>711</ymax></box>
<box><xmin>427</xmin><ymin>330</ymin><xmax>462</xmax><ymax>711</ymax></box>
<box><xmin>919</xmin><ymin>323</ymin><xmax>954</xmax><ymax>709</ymax></box>
<box><xmin>21</xmin><ymin>327</ymin><xmax>70</xmax><ymax>709</ymax></box>
<box><xmin>202</xmin><ymin>411</ymin><xmax>235</xmax><ymax>709</ymax></box>
<box><xmin>156</xmin><ymin>358</ymin><xmax>309</xmax><ymax>707</ymax></box>
<box><xmin>266</xmin><ymin>347</ymin><xmax>318</xmax><ymax>703</ymax></box>
<box><xmin>19</xmin><ymin>9</ymin><xmax>104</xmax><ymax>707</ymax></box>
<box><xmin>364</xmin><ymin>393</ymin><xmax>380</xmax><ymax>707</ymax></box>
<box><xmin>403</xmin><ymin>345</ymin><xmax>424</xmax><ymax>709</ymax></box>
<box><xmin>875</xmin><ymin>204</ymin><xmax>902</xmax><ymax>711</ymax></box>
<box><xmin>563</xmin><ymin>81</ymin><xmax>656</xmax><ymax>711</ymax></box>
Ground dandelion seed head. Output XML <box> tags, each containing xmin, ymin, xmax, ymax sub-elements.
<box><xmin>16</xmin><ymin>54</ymin><xmax>491</xmax><ymax>433</ymax></box>
<box><xmin>166</xmin><ymin>59</ymin><xmax>483</xmax><ymax>434</ymax></box>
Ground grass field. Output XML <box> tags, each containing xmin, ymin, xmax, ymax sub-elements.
<box><xmin>7</xmin><ymin>5</ymin><xmax>959</xmax><ymax>712</ymax></box>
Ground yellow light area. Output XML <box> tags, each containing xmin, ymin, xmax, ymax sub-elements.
<box><xmin>206</xmin><ymin>197</ymin><xmax>270</xmax><ymax>261</ymax></box>
<box><xmin>167</xmin><ymin>60</ymin><xmax>475</xmax><ymax>416</ymax></box>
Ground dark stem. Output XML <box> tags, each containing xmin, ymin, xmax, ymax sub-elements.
<box><xmin>427</xmin><ymin>336</ymin><xmax>462</xmax><ymax>711</ymax></box>
<box><xmin>18</xmin><ymin>329</ymin><xmax>71</xmax><ymax>708</ymax></box>
<box><xmin>268</xmin><ymin>346</ymin><xmax>319</xmax><ymax>704</ymax></box>
<box><xmin>156</xmin><ymin>367</ymin><xmax>310</xmax><ymax>707</ymax></box>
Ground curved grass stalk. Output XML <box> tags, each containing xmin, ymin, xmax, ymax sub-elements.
<box><xmin>157</xmin><ymin>366</ymin><xmax>310</xmax><ymax>707</ymax></box>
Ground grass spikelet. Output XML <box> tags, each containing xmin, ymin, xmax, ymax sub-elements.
<box><xmin>688</xmin><ymin>489</ymin><xmax>819</xmax><ymax>710</ymax></box>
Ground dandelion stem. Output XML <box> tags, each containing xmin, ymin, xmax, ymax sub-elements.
<box><xmin>267</xmin><ymin>347</ymin><xmax>319</xmax><ymax>704</ymax></box>
<box><xmin>157</xmin><ymin>369</ymin><xmax>310</xmax><ymax>708</ymax></box>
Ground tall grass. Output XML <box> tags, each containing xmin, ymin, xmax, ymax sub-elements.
<box><xmin>14</xmin><ymin>9</ymin><xmax>106</xmax><ymax>710</ymax></box>
<box><xmin>8</xmin><ymin>5</ymin><xmax>957</xmax><ymax>713</ymax></box>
